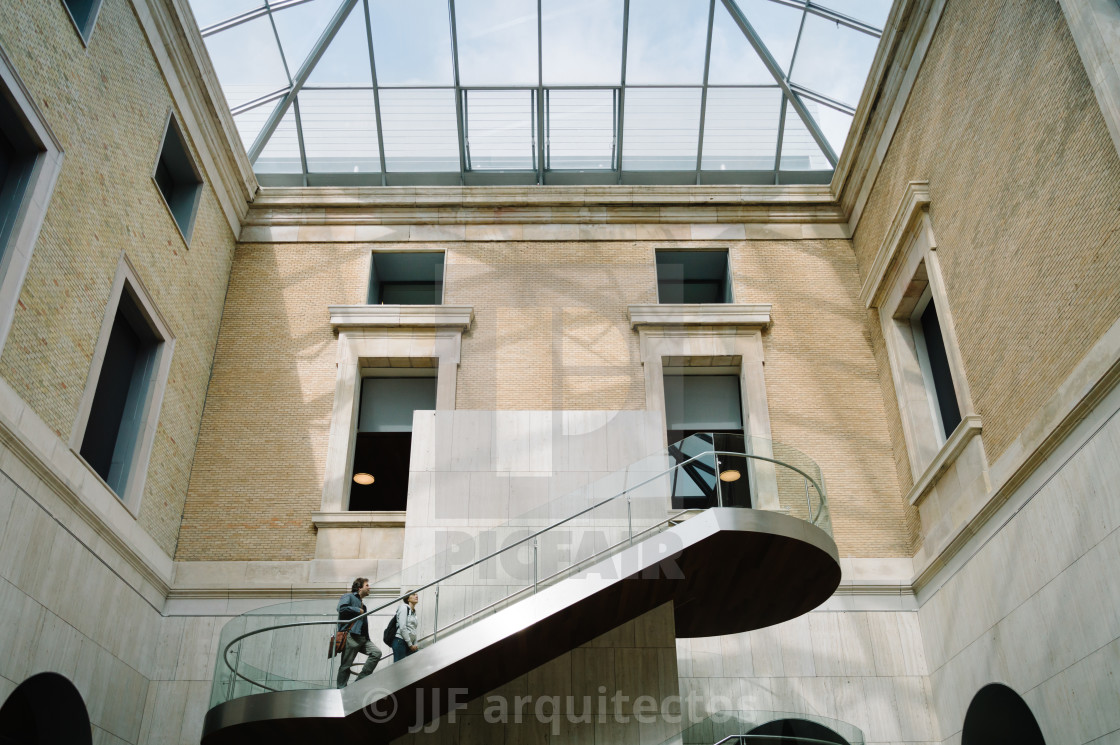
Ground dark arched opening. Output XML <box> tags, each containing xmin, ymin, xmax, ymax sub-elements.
<box><xmin>0</xmin><ymin>673</ymin><xmax>92</xmax><ymax>745</ymax></box>
<box><xmin>746</xmin><ymin>718</ymin><xmax>849</xmax><ymax>744</ymax></box>
<box><xmin>962</xmin><ymin>683</ymin><xmax>1046</xmax><ymax>745</ymax></box>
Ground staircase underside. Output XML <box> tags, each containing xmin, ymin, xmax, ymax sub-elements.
<box><xmin>203</xmin><ymin>508</ymin><xmax>840</xmax><ymax>744</ymax></box>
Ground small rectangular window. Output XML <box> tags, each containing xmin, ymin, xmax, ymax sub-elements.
<box><xmin>368</xmin><ymin>252</ymin><xmax>444</xmax><ymax>305</ymax></box>
<box><xmin>153</xmin><ymin>114</ymin><xmax>203</xmax><ymax>244</ymax></box>
<box><xmin>80</xmin><ymin>286</ymin><xmax>164</xmax><ymax>498</ymax></box>
<box><xmin>62</xmin><ymin>0</ymin><xmax>104</xmax><ymax>43</ymax></box>
<box><xmin>656</xmin><ymin>250</ymin><xmax>732</xmax><ymax>303</ymax></box>
<box><xmin>350</xmin><ymin>375</ymin><xmax>437</xmax><ymax>510</ymax></box>
<box><xmin>911</xmin><ymin>292</ymin><xmax>962</xmax><ymax>439</ymax></box>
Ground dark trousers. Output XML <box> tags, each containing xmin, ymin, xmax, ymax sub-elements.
<box><xmin>392</xmin><ymin>638</ymin><xmax>414</xmax><ymax>662</ymax></box>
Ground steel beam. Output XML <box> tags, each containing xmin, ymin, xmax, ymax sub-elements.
<box><xmin>361</xmin><ymin>0</ymin><xmax>388</xmax><ymax>185</ymax></box>
<box><xmin>615</xmin><ymin>0</ymin><xmax>630</xmax><ymax>180</ymax></box>
<box><xmin>447</xmin><ymin>0</ymin><xmax>468</xmax><ymax>181</ymax></box>
<box><xmin>721</xmin><ymin>0</ymin><xmax>837</xmax><ymax>167</ymax></box>
<box><xmin>247</xmin><ymin>0</ymin><xmax>360</xmax><ymax>163</ymax></box>
<box><xmin>694</xmin><ymin>0</ymin><xmax>717</xmax><ymax>183</ymax></box>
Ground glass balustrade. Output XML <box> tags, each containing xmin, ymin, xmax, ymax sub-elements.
<box><xmin>666</xmin><ymin>710</ymin><xmax>865</xmax><ymax>745</ymax></box>
<box><xmin>210</xmin><ymin>434</ymin><xmax>830</xmax><ymax>708</ymax></box>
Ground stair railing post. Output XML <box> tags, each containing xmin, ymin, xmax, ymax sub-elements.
<box><xmin>805</xmin><ymin>476</ymin><xmax>811</xmax><ymax>521</ymax></box>
<box><xmin>715</xmin><ymin>451</ymin><xmax>723</xmax><ymax>508</ymax></box>
<box><xmin>626</xmin><ymin>492</ymin><xmax>633</xmax><ymax>545</ymax></box>
<box><xmin>532</xmin><ymin>537</ymin><xmax>539</xmax><ymax>589</ymax></box>
<box><xmin>433</xmin><ymin>584</ymin><xmax>440</xmax><ymax>642</ymax></box>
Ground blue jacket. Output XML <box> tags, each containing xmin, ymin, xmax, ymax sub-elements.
<box><xmin>337</xmin><ymin>592</ymin><xmax>368</xmax><ymax>638</ymax></box>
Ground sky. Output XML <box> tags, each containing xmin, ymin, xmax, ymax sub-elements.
<box><xmin>188</xmin><ymin>0</ymin><xmax>891</xmax><ymax>175</ymax></box>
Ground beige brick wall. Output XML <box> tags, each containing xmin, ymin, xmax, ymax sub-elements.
<box><xmin>853</xmin><ymin>0</ymin><xmax>1120</xmax><ymax>470</ymax></box>
<box><xmin>180</xmin><ymin>236</ymin><xmax>911</xmax><ymax>561</ymax></box>
<box><xmin>0</xmin><ymin>0</ymin><xmax>238</xmax><ymax>554</ymax></box>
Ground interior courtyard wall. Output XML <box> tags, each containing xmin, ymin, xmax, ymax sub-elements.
<box><xmin>0</xmin><ymin>0</ymin><xmax>239</xmax><ymax>554</ymax></box>
<box><xmin>851</xmin><ymin>0</ymin><xmax>1120</xmax><ymax>469</ymax></box>
<box><xmin>180</xmin><ymin>235</ymin><xmax>912</xmax><ymax>563</ymax></box>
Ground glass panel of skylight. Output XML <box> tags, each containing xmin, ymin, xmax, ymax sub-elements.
<box><xmin>779</xmin><ymin>100</ymin><xmax>831</xmax><ymax>171</ymax></box>
<box><xmin>299</xmin><ymin>90</ymin><xmax>381</xmax><ymax>173</ymax></box>
<box><xmin>454</xmin><ymin>0</ymin><xmax>538</xmax><ymax>86</ymax></box>
<box><xmin>379</xmin><ymin>89</ymin><xmax>460</xmax><ymax>172</ymax></box>
<box><xmin>541</xmin><ymin>0</ymin><xmax>624</xmax><ymax>85</ymax></box>
<box><xmin>270</xmin><ymin>0</ymin><xmax>338</xmax><ymax>78</ymax></box>
<box><xmin>465</xmin><ymin>90</ymin><xmax>535</xmax><ymax>170</ymax></box>
<box><xmin>254</xmin><ymin>108</ymin><xmax>302</xmax><ymax>173</ymax></box>
<box><xmin>368</xmin><ymin>0</ymin><xmax>455</xmax><ymax>85</ymax></box>
<box><xmin>622</xmin><ymin>88</ymin><xmax>702</xmax><ymax>170</ymax></box>
<box><xmin>706</xmin><ymin>1</ymin><xmax>774</xmax><ymax>85</ymax></box>
<box><xmin>303</xmin><ymin>3</ymin><xmax>372</xmax><ymax>87</ymax></box>
<box><xmin>204</xmin><ymin>17</ymin><xmax>290</xmax><ymax>110</ymax></box>
<box><xmin>735</xmin><ymin>0</ymin><xmax>803</xmax><ymax>74</ymax></box>
<box><xmin>188</xmin><ymin>0</ymin><xmax>263</xmax><ymax>31</ymax></box>
<box><xmin>817</xmin><ymin>107</ymin><xmax>854</xmax><ymax>156</ymax></box>
<box><xmin>547</xmin><ymin>89</ymin><xmax>615</xmax><ymax>169</ymax></box>
<box><xmin>701</xmin><ymin>87</ymin><xmax>781</xmax><ymax>171</ymax></box>
<box><xmin>625</xmin><ymin>0</ymin><xmax>709</xmax><ymax>85</ymax></box>
<box><xmin>790</xmin><ymin>13</ymin><xmax>878</xmax><ymax>109</ymax></box>
<box><xmin>232</xmin><ymin>103</ymin><xmax>272</xmax><ymax>152</ymax></box>
<box><xmin>814</xmin><ymin>0</ymin><xmax>892</xmax><ymax>29</ymax></box>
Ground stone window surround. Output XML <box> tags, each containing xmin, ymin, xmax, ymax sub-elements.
<box><xmin>69</xmin><ymin>252</ymin><xmax>176</xmax><ymax>516</ymax></box>
<box><xmin>860</xmin><ymin>181</ymin><xmax>987</xmax><ymax>507</ymax></box>
<box><xmin>319</xmin><ymin>305</ymin><xmax>473</xmax><ymax>516</ymax></box>
<box><xmin>0</xmin><ymin>44</ymin><xmax>65</xmax><ymax>357</ymax></box>
<box><xmin>629</xmin><ymin>303</ymin><xmax>782</xmax><ymax>510</ymax></box>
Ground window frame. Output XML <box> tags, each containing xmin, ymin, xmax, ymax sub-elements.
<box><xmin>151</xmin><ymin>111</ymin><xmax>204</xmax><ymax>246</ymax></box>
<box><xmin>0</xmin><ymin>45</ymin><xmax>65</xmax><ymax>356</ymax></box>
<box><xmin>69</xmin><ymin>253</ymin><xmax>176</xmax><ymax>515</ymax></box>
<box><xmin>60</xmin><ymin>0</ymin><xmax>105</xmax><ymax>46</ymax></box>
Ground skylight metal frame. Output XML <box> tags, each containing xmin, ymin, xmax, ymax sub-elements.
<box><xmin>203</xmin><ymin>0</ymin><xmax>881</xmax><ymax>186</ymax></box>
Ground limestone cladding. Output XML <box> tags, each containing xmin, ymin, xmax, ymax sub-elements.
<box><xmin>181</xmin><ymin>235</ymin><xmax>911</xmax><ymax>561</ymax></box>
<box><xmin>852</xmin><ymin>0</ymin><xmax>1120</xmax><ymax>475</ymax></box>
<box><xmin>0</xmin><ymin>0</ymin><xmax>238</xmax><ymax>554</ymax></box>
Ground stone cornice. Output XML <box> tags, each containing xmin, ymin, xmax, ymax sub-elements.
<box><xmin>329</xmin><ymin>305</ymin><xmax>474</xmax><ymax>330</ymax></box>
<box><xmin>131</xmin><ymin>0</ymin><xmax>258</xmax><ymax>237</ymax></box>
<box><xmin>628</xmin><ymin>304</ymin><xmax>772</xmax><ymax>329</ymax></box>
<box><xmin>312</xmin><ymin>511</ymin><xmax>407</xmax><ymax>528</ymax></box>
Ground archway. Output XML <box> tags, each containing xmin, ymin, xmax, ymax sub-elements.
<box><xmin>961</xmin><ymin>683</ymin><xmax>1046</xmax><ymax>745</ymax></box>
<box><xmin>746</xmin><ymin>717</ymin><xmax>850</xmax><ymax>744</ymax></box>
<box><xmin>0</xmin><ymin>673</ymin><xmax>92</xmax><ymax>745</ymax></box>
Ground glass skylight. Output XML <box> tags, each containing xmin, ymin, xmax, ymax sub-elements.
<box><xmin>188</xmin><ymin>0</ymin><xmax>889</xmax><ymax>186</ymax></box>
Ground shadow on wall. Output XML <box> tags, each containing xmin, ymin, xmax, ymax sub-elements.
<box><xmin>0</xmin><ymin>672</ymin><xmax>92</xmax><ymax>745</ymax></box>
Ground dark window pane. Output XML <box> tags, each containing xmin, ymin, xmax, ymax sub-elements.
<box><xmin>656</xmin><ymin>250</ymin><xmax>732</xmax><ymax>303</ymax></box>
<box><xmin>350</xmin><ymin>432</ymin><xmax>412</xmax><ymax>511</ymax></box>
<box><xmin>920</xmin><ymin>299</ymin><xmax>962</xmax><ymax>438</ymax></box>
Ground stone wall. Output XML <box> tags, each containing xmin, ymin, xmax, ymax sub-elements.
<box><xmin>0</xmin><ymin>0</ymin><xmax>238</xmax><ymax>555</ymax></box>
<box><xmin>852</xmin><ymin>0</ymin><xmax>1120</xmax><ymax>478</ymax></box>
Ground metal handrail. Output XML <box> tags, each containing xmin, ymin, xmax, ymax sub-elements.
<box><xmin>219</xmin><ymin>440</ymin><xmax>827</xmax><ymax>693</ymax></box>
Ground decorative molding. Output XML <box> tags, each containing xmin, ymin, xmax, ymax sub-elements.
<box><xmin>628</xmin><ymin>304</ymin><xmax>773</xmax><ymax>329</ymax></box>
<box><xmin>860</xmin><ymin>181</ymin><xmax>931</xmax><ymax>308</ymax></box>
<box><xmin>912</xmin><ymin>315</ymin><xmax>1120</xmax><ymax>595</ymax></box>
<box><xmin>129</xmin><ymin>0</ymin><xmax>257</xmax><ymax>238</ymax></box>
<box><xmin>329</xmin><ymin>305</ymin><xmax>474</xmax><ymax>331</ymax></box>
<box><xmin>312</xmin><ymin>511</ymin><xmax>407</xmax><ymax>528</ymax></box>
<box><xmin>906</xmin><ymin>415</ymin><xmax>983</xmax><ymax>506</ymax></box>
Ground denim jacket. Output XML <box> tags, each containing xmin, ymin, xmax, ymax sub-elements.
<box><xmin>337</xmin><ymin>592</ymin><xmax>368</xmax><ymax>638</ymax></box>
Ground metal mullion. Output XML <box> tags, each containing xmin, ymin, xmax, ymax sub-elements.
<box><xmin>248</xmin><ymin>0</ymin><xmax>360</xmax><ymax>163</ymax></box>
<box><xmin>201</xmin><ymin>0</ymin><xmax>322</xmax><ymax>36</ymax></box>
<box><xmin>773</xmin><ymin>94</ymin><xmax>788</xmax><ymax>184</ymax></box>
<box><xmin>362</xmin><ymin>0</ymin><xmax>388</xmax><ymax>185</ymax></box>
<box><xmin>694</xmin><ymin>0</ymin><xmax>716</xmax><ymax>183</ymax></box>
<box><xmin>292</xmin><ymin>98</ymin><xmax>310</xmax><ymax>186</ymax></box>
<box><xmin>721</xmin><ymin>0</ymin><xmax>837</xmax><ymax>167</ymax></box>
<box><xmin>536</xmin><ymin>0</ymin><xmax>545</xmax><ymax>184</ymax></box>
<box><xmin>789</xmin><ymin>83</ymin><xmax>855</xmax><ymax>115</ymax></box>
<box><xmin>788</xmin><ymin>5</ymin><xmax>808</xmax><ymax>81</ymax></box>
<box><xmin>230</xmin><ymin>88</ymin><xmax>289</xmax><ymax>117</ymax></box>
<box><xmin>263</xmin><ymin>2</ymin><xmax>294</xmax><ymax>83</ymax></box>
<box><xmin>448</xmin><ymin>0</ymin><xmax>468</xmax><ymax>180</ymax></box>
<box><xmin>616</xmin><ymin>0</ymin><xmax>630</xmax><ymax>178</ymax></box>
<box><xmin>759</xmin><ymin>0</ymin><xmax>881</xmax><ymax>36</ymax></box>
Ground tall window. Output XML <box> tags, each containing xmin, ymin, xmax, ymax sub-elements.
<box><xmin>911</xmin><ymin>289</ymin><xmax>962</xmax><ymax>439</ymax></box>
<box><xmin>368</xmin><ymin>252</ymin><xmax>444</xmax><ymax>305</ymax></box>
<box><xmin>656</xmin><ymin>249</ymin><xmax>732</xmax><ymax>303</ymax></box>
<box><xmin>153</xmin><ymin>114</ymin><xmax>203</xmax><ymax>244</ymax></box>
<box><xmin>72</xmin><ymin>259</ymin><xmax>174</xmax><ymax>511</ymax></box>
<box><xmin>350</xmin><ymin>374</ymin><xmax>436</xmax><ymax>511</ymax></box>
<box><xmin>663</xmin><ymin>372</ymin><xmax>749</xmax><ymax>509</ymax></box>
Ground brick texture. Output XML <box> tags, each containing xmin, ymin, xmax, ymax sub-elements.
<box><xmin>0</xmin><ymin>0</ymin><xmax>237</xmax><ymax>554</ymax></box>
<box><xmin>853</xmin><ymin>0</ymin><xmax>1120</xmax><ymax>472</ymax></box>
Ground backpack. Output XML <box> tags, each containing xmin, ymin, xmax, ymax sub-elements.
<box><xmin>383</xmin><ymin>612</ymin><xmax>398</xmax><ymax>645</ymax></box>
